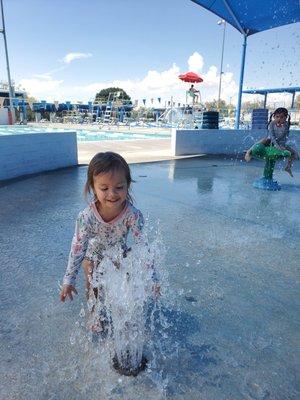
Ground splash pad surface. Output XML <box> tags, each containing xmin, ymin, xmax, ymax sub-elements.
<box><xmin>0</xmin><ymin>158</ymin><xmax>299</xmax><ymax>399</ymax></box>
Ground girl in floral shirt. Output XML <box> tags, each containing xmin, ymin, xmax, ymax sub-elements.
<box><xmin>60</xmin><ymin>152</ymin><xmax>159</xmax><ymax>311</ymax></box>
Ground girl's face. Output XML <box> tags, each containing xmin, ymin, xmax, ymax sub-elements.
<box><xmin>274</xmin><ymin>112</ymin><xmax>286</xmax><ymax>125</ymax></box>
<box><xmin>93</xmin><ymin>169</ymin><xmax>128</xmax><ymax>214</ymax></box>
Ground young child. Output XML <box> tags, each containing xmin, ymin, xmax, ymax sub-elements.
<box><xmin>60</xmin><ymin>152</ymin><xmax>159</xmax><ymax>317</ymax></box>
<box><xmin>245</xmin><ymin>107</ymin><xmax>299</xmax><ymax>177</ymax></box>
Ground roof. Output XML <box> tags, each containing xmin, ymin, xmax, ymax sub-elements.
<box><xmin>191</xmin><ymin>0</ymin><xmax>300</xmax><ymax>36</ymax></box>
<box><xmin>243</xmin><ymin>87</ymin><xmax>300</xmax><ymax>95</ymax></box>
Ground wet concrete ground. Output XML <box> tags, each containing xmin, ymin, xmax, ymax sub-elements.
<box><xmin>0</xmin><ymin>157</ymin><xmax>299</xmax><ymax>399</ymax></box>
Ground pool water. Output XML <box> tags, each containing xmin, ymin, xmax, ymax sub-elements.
<box><xmin>0</xmin><ymin>125</ymin><xmax>170</xmax><ymax>142</ymax></box>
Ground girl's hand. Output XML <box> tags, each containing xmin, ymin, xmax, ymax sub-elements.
<box><xmin>153</xmin><ymin>283</ymin><xmax>161</xmax><ymax>298</ymax></box>
<box><xmin>60</xmin><ymin>284</ymin><xmax>78</xmax><ymax>302</ymax></box>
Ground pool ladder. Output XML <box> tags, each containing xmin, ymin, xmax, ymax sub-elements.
<box><xmin>103</xmin><ymin>91</ymin><xmax>120</xmax><ymax>124</ymax></box>
<box><xmin>103</xmin><ymin>102</ymin><xmax>112</xmax><ymax>123</ymax></box>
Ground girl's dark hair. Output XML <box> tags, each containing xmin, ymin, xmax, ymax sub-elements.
<box><xmin>84</xmin><ymin>152</ymin><xmax>133</xmax><ymax>202</ymax></box>
<box><xmin>268</xmin><ymin>107</ymin><xmax>291</xmax><ymax>128</ymax></box>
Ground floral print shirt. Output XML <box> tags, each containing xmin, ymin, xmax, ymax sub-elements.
<box><xmin>63</xmin><ymin>201</ymin><xmax>144</xmax><ymax>286</ymax></box>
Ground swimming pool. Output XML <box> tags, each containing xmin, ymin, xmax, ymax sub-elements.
<box><xmin>0</xmin><ymin>125</ymin><xmax>171</xmax><ymax>142</ymax></box>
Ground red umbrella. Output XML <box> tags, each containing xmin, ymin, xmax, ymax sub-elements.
<box><xmin>178</xmin><ymin>71</ymin><xmax>203</xmax><ymax>83</ymax></box>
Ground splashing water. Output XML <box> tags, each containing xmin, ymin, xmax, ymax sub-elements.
<box><xmin>83</xmin><ymin>232</ymin><xmax>168</xmax><ymax>378</ymax></box>
<box><xmin>63</xmin><ymin>222</ymin><xmax>181</xmax><ymax>399</ymax></box>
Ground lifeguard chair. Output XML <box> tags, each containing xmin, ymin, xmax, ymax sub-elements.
<box><xmin>186</xmin><ymin>88</ymin><xmax>201</xmax><ymax>105</ymax></box>
<box><xmin>179</xmin><ymin>72</ymin><xmax>203</xmax><ymax>105</ymax></box>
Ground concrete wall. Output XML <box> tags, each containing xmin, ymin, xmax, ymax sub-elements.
<box><xmin>0</xmin><ymin>108</ymin><xmax>9</xmax><ymax>125</ymax></box>
<box><xmin>0</xmin><ymin>132</ymin><xmax>78</xmax><ymax>181</ymax></box>
<box><xmin>171</xmin><ymin>128</ymin><xmax>300</xmax><ymax>156</ymax></box>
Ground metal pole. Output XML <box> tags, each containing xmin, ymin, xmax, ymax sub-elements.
<box><xmin>234</xmin><ymin>34</ymin><xmax>247</xmax><ymax>129</ymax></box>
<box><xmin>0</xmin><ymin>0</ymin><xmax>15</xmax><ymax>122</ymax></box>
<box><xmin>291</xmin><ymin>92</ymin><xmax>295</xmax><ymax>109</ymax></box>
<box><xmin>217</xmin><ymin>20</ymin><xmax>226</xmax><ymax>108</ymax></box>
<box><xmin>170</xmin><ymin>96</ymin><xmax>173</xmax><ymax>126</ymax></box>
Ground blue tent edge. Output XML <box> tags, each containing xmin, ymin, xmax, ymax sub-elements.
<box><xmin>191</xmin><ymin>0</ymin><xmax>300</xmax><ymax>36</ymax></box>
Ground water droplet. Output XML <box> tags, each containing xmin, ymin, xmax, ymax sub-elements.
<box><xmin>79</xmin><ymin>308</ymin><xmax>85</xmax><ymax>318</ymax></box>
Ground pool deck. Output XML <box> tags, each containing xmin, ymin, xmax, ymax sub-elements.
<box><xmin>78</xmin><ymin>138</ymin><xmax>173</xmax><ymax>164</ymax></box>
<box><xmin>0</xmin><ymin>157</ymin><xmax>299</xmax><ymax>399</ymax></box>
<box><xmin>28</xmin><ymin>122</ymin><xmax>176</xmax><ymax>164</ymax></box>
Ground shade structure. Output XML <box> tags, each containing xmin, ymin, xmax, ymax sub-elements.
<box><xmin>243</xmin><ymin>86</ymin><xmax>300</xmax><ymax>108</ymax></box>
<box><xmin>191</xmin><ymin>0</ymin><xmax>300</xmax><ymax>36</ymax></box>
<box><xmin>190</xmin><ymin>0</ymin><xmax>300</xmax><ymax>128</ymax></box>
<box><xmin>179</xmin><ymin>72</ymin><xmax>203</xmax><ymax>83</ymax></box>
<box><xmin>243</xmin><ymin>87</ymin><xmax>300</xmax><ymax>95</ymax></box>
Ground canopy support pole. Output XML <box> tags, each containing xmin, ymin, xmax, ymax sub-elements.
<box><xmin>263</xmin><ymin>93</ymin><xmax>267</xmax><ymax>108</ymax></box>
<box><xmin>235</xmin><ymin>34</ymin><xmax>247</xmax><ymax>129</ymax></box>
<box><xmin>221</xmin><ymin>0</ymin><xmax>246</xmax><ymax>35</ymax></box>
<box><xmin>291</xmin><ymin>92</ymin><xmax>295</xmax><ymax>108</ymax></box>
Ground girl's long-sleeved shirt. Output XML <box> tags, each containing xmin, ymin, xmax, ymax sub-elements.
<box><xmin>63</xmin><ymin>201</ymin><xmax>145</xmax><ymax>286</ymax></box>
<box><xmin>268</xmin><ymin>120</ymin><xmax>289</xmax><ymax>147</ymax></box>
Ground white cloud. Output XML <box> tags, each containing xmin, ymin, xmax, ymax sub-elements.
<box><xmin>61</xmin><ymin>52</ymin><xmax>92</xmax><ymax>64</ymax></box>
<box><xmin>33</xmin><ymin>65</ymin><xmax>68</xmax><ymax>78</ymax></box>
<box><xmin>19</xmin><ymin>75</ymin><xmax>64</xmax><ymax>100</ymax></box>
<box><xmin>17</xmin><ymin>51</ymin><xmax>239</xmax><ymax>104</ymax></box>
<box><xmin>202</xmin><ymin>65</ymin><xmax>219</xmax><ymax>87</ymax></box>
<box><xmin>200</xmin><ymin>66</ymin><xmax>238</xmax><ymax>101</ymax></box>
<box><xmin>74</xmin><ymin>63</ymin><xmax>184</xmax><ymax>103</ymax></box>
<box><xmin>188</xmin><ymin>52</ymin><xmax>204</xmax><ymax>72</ymax></box>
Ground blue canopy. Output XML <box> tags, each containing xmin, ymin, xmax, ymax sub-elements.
<box><xmin>191</xmin><ymin>0</ymin><xmax>300</xmax><ymax>128</ymax></box>
<box><xmin>191</xmin><ymin>0</ymin><xmax>300</xmax><ymax>36</ymax></box>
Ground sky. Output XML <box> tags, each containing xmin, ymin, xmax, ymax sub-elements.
<box><xmin>0</xmin><ymin>0</ymin><xmax>299</xmax><ymax>107</ymax></box>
